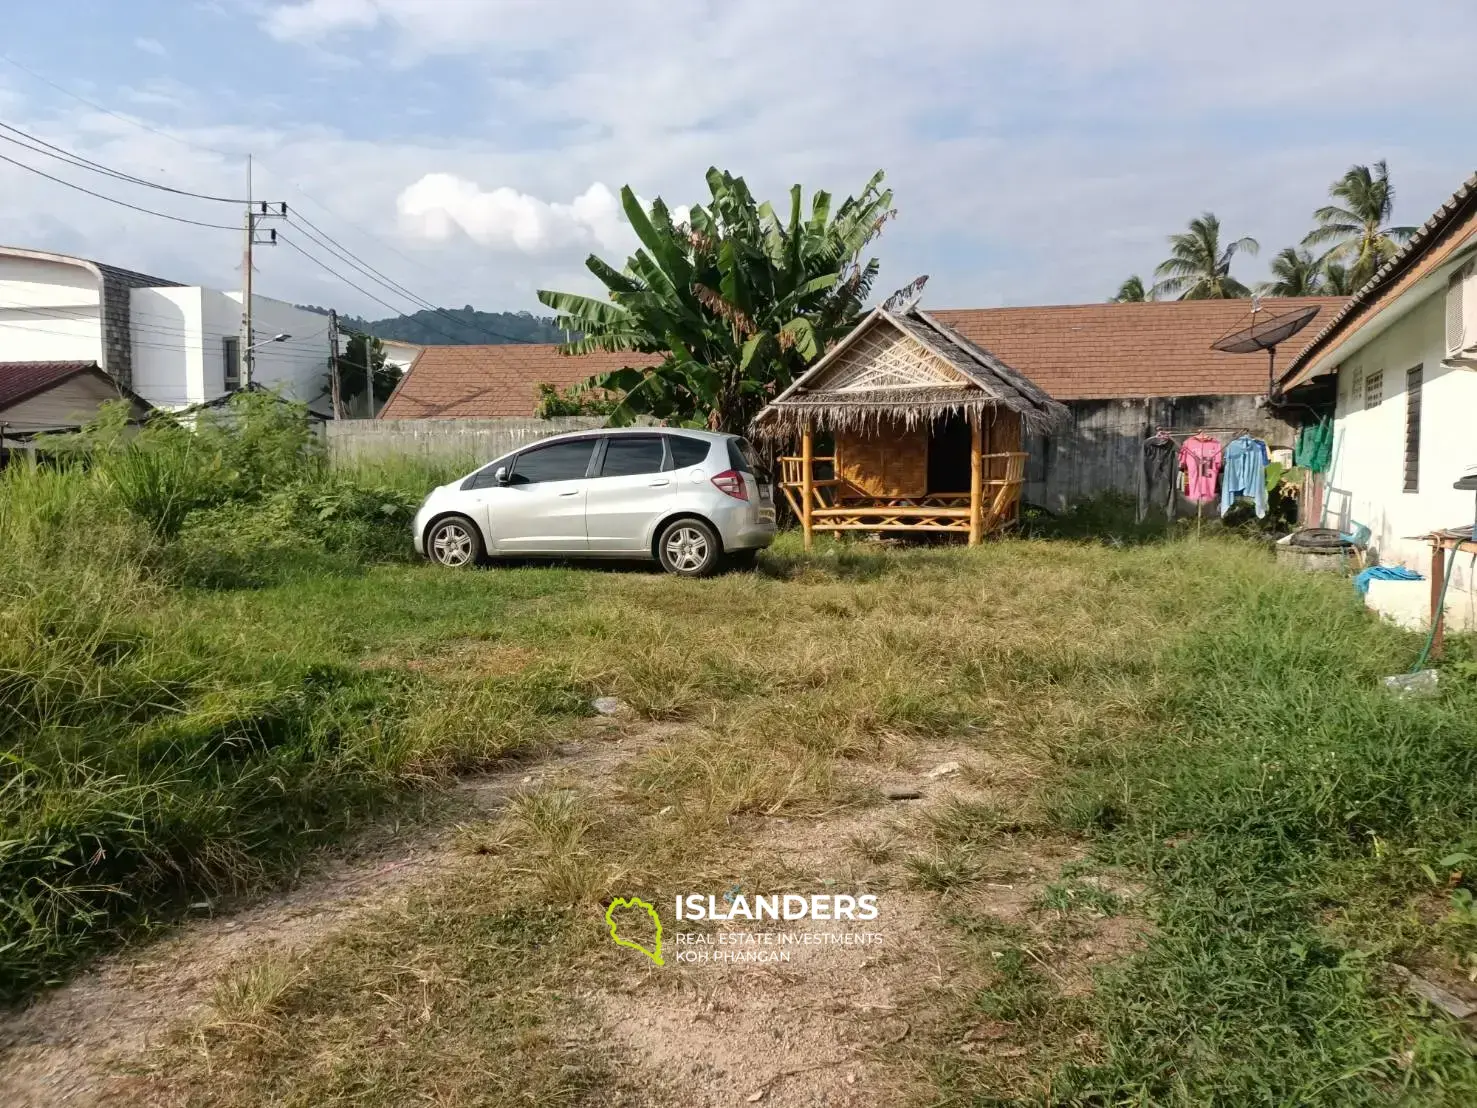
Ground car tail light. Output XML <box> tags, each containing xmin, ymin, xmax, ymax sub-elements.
<box><xmin>711</xmin><ymin>469</ymin><xmax>749</xmax><ymax>500</ymax></box>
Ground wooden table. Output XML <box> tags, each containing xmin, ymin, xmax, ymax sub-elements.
<box><xmin>1425</xmin><ymin>530</ymin><xmax>1477</xmax><ymax>659</ymax></box>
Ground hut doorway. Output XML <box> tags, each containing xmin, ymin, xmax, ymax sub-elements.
<box><xmin>927</xmin><ymin>413</ymin><xmax>972</xmax><ymax>494</ymax></box>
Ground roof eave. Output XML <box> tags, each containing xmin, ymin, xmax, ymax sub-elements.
<box><xmin>1280</xmin><ymin>170</ymin><xmax>1477</xmax><ymax>389</ymax></box>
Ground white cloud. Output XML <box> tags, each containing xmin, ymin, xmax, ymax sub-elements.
<box><xmin>4</xmin><ymin>0</ymin><xmax>1477</xmax><ymax>322</ymax></box>
<box><xmin>133</xmin><ymin>37</ymin><xmax>167</xmax><ymax>56</ymax></box>
<box><xmin>262</xmin><ymin>0</ymin><xmax>381</xmax><ymax>41</ymax></box>
<box><xmin>396</xmin><ymin>177</ymin><xmax>629</xmax><ymax>254</ymax></box>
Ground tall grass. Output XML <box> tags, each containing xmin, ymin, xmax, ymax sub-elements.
<box><xmin>1042</xmin><ymin>561</ymin><xmax>1477</xmax><ymax>1104</ymax></box>
<box><xmin>0</xmin><ymin>398</ymin><xmax>576</xmax><ymax>1000</ymax></box>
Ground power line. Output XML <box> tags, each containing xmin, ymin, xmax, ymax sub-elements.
<box><xmin>0</xmin><ymin>58</ymin><xmax>561</xmax><ymax>349</ymax></box>
<box><xmin>0</xmin><ymin>149</ymin><xmax>239</xmax><ymax>230</ymax></box>
<box><xmin>0</xmin><ymin>300</ymin><xmax>330</xmax><ymax>348</ymax></box>
<box><xmin>278</xmin><ymin>234</ymin><xmax>520</xmax><ymax>349</ymax></box>
<box><xmin>285</xmin><ymin>211</ymin><xmax>540</xmax><ymax>345</ymax></box>
<box><xmin>0</xmin><ymin>120</ymin><xmax>249</xmax><ymax>203</ymax></box>
<box><xmin>0</xmin><ymin>53</ymin><xmax>239</xmax><ymax>160</ymax></box>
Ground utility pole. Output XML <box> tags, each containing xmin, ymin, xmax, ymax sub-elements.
<box><xmin>239</xmin><ymin>154</ymin><xmax>287</xmax><ymax>390</ymax></box>
<box><xmin>328</xmin><ymin>309</ymin><xmax>344</xmax><ymax>420</ymax></box>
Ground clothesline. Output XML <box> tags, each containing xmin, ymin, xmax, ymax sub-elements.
<box><xmin>1145</xmin><ymin>426</ymin><xmax>1255</xmax><ymax>440</ymax></box>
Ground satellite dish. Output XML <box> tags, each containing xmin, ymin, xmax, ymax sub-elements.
<box><xmin>882</xmin><ymin>275</ymin><xmax>929</xmax><ymax>314</ymax></box>
<box><xmin>1211</xmin><ymin>304</ymin><xmax>1323</xmax><ymax>390</ymax></box>
<box><xmin>1212</xmin><ymin>305</ymin><xmax>1321</xmax><ymax>354</ymax></box>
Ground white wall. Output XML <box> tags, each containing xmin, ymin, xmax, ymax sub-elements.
<box><xmin>0</xmin><ymin>255</ymin><xmax>102</xmax><ymax>363</ymax></box>
<box><xmin>130</xmin><ymin>289</ymin><xmax>334</xmax><ymax>410</ymax></box>
<box><xmin>131</xmin><ymin>287</ymin><xmax>204</xmax><ymax>407</ymax></box>
<box><xmin>217</xmin><ymin>292</ymin><xmax>334</xmax><ymax>407</ymax></box>
<box><xmin>1328</xmin><ymin>291</ymin><xmax>1477</xmax><ymax>629</ymax></box>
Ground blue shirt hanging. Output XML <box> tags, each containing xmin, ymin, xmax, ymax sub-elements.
<box><xmin>1220</xmin><ymin>435</ymin><xmax>1269</xmax><ymax>518</ymax></box>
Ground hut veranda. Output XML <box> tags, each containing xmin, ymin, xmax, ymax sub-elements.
<box><xmin>753</xmin><ymin>305</ymin><xmax>1067</xmax><ymax>547</ymax></box>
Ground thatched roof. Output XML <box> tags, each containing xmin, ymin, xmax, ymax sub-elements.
<box><xmin>752</xmin><ymin>306</ymin><xmax>1067</xmax><ymax>438</ymax></box>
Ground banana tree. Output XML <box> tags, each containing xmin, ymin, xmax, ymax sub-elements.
<box><xmin>537</xmin><ymin>167</ymin><xmax>893</xmax><ymax>432</ymax></box>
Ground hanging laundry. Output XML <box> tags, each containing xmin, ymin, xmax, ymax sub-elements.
<box><xmin>1294</xmin><ymin>416</ymin><xmax>1333</xmax><ymax>474</ymax></box>
<box><xmin>1138</xmin><ymin>434</ymin><xmax>1177</xmax><ymax>521</ymax></box>
<box><xmin>1178</xmin><ymin>434</ymin><xmax>1222</xmax><ymax>504</ymax></box>
<box><xmin>1220</xmin><ymin>434</ymin><xmax>1270</xmax><ymax>518</ymax></box>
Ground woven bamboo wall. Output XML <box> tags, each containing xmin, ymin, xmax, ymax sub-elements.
<box><xmin>836</xmin><ymin>419</ymin><xmax>929</xmax><ymax>497</ymax></box>
<box><xmin>984</xmin><ymin>410</ymin><xmax>1022</xmax><ymax>484</ymax></box>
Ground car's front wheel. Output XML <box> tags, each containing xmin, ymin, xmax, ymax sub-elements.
<box><xmin>426</xmin><ymin>515</ymin><xmax>485</xmax><ymax>568</ymax></box>
<box><xmin>656</xmin><ymin>518</ymin><xmax>720</xmax><ymax>577</ymax></box>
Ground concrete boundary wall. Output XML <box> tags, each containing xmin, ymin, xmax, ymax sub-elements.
<box><xmin>326</xmin><ymin>417</ymin><xmax>604</xmax><ymax>466</ymax></box>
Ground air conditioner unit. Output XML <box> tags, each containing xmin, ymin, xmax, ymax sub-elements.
<box><xmin>1444</xmin><ymin>260</ymin><xmax>1477</xmax><ymax>366</ymax></box>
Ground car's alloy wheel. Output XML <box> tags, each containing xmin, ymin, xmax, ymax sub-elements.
<box><xmin>658</xmin><ymin>520</ymin><xmax>719</xmax><ymax>576</ymax></box>
<box><xmin>428</xmin><ymin>517</ymin><xmax>481</xmax><ymax>567</ymax></box>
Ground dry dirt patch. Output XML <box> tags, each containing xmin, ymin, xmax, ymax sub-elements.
<box><xmin>0</xmin><ymin>723</ymin><xmax>662</xmax><ymax>1108</ymax></box>
<box><xmin>583</xmin><ymin>745</ymin><xmax>1137</xmax><ymax>1107</ymax></box>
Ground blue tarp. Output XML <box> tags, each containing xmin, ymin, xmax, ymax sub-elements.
<box><xmin>1354</xmin><ymin>565</ymin><xmax>1424</xmax><ymax>596</ymax></box>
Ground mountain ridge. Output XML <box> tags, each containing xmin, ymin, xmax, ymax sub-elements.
<box><xmin>296</xmin><ymin>304</ymin><xmax>570</xmax><ymax>346</ymax></box>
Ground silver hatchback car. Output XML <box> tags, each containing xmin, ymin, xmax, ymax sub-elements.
<box><xmin>412</xmin><ymin>428</ymin><xmax>778</xmax><ymax>576</ymax></box>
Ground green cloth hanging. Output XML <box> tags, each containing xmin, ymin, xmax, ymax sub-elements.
<box><xmin>1294</xmin><ymin>416</ymin><xmax>1333</xmax><ymax>473</ymax></box>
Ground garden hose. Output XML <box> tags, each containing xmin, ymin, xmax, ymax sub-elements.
<box><xmin>1410</xmin><ymin>539</ymin><xmax>1473</xmax><ymax>673</ymax></box>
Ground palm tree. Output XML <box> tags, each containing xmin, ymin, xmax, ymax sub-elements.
<box><xmin>1111</xmin><ymin>275</ymin><xmax>1148</xmax><ymax>302</ymax></box>
<box><xmin>1259</xmin><ymin>247</ymin><xmax>1324</xmax><ymax>296</ymax></box>
<box><xmin>1151</xmin><ymin>213</ymin><xmax>1259</xmax><ymax>300</ymax></box>
<box><xmin>1321</xmin><ymin>260</ymin><xmax>1358</xmax><ymax>296</ymax></box>
<box><xmin>1302</xmin><ymin>161</ymin><xmax>1416</xmax><ymax>288</ymax></box>
<box><xmin>538</xmin><ymin>168</ymin><xmax>893</xmax><ymax>431</ymax></box>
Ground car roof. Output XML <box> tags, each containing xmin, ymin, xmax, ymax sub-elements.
<box><xmin>532</xmin><ymin>426</ymin><xmax>735</xmax><ymax>446</ymax></box>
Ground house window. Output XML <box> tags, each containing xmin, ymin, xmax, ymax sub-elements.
<box><xmin>1363</xmin><ymin>370</ymin><xmax>1383</xmax><ymax>409</ymax></box>
<box><xmin>1404</xmin><ymin>365</ymin><xmax>1423</xmax><ymax>493</ymax></box>
<box><xmin>223</xmin><ymin>336</ymin><xmax>240</xmax><ymax>391</ymax></box>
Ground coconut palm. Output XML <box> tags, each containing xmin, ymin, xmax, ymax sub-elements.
<box><xmin>537</xmin><ymin>168</ymin><xmax>893</xmax><ymax>431</ymax></box>
<box><xmin>1111</xmin><ymin>275</ymin><xmax>1149</xmax><ymax>302</ymax></box>
<box><xmin>1151</xmin><ymin>213</ymin><xmax>1259</xmax><ymax>300</ymax></box>
<box><xmin>1259</xmin><ymin>247</ymin><xmax>1325</xmax><ymax>296</ymax></box>
<box><xmin>1302</xmin><ymin>161</ymin><xmax>1416</xmax><ymax>288</ymax></box>
<box><xmin>1321</xmin><ymin>260</ymin><xmax>1358</xmax><ymax>296</ymax></box>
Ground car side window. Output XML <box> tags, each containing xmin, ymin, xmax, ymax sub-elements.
<box><xmin>667</xmin><ymin>435</ymin><xmax>710</xmax><ymax>469</ymax></box>
<box><xmin>508</xmin><ymin>439</ymin><xmax>595</xmax><ymax>485</ymax></box>
<box><xmin>599</xmin><ymin>436</ymin><xmax>666</xmax><ymax>477</ymax></box>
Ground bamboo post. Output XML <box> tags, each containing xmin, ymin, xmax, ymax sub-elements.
<box><xmin>968</xmin><ymin>412</ymin><xmax>984</xmax><ymax>546</ymax></box>
<box><xmin>801</xmin><ymin>422</ymin><xmax>814</xmax><ymax>552</ymax></box>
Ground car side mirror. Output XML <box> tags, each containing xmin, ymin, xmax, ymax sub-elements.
<box><xmin>494</xmin><ymin>466</ymin><xmax>509</xmax><ymax>486</ymax></box>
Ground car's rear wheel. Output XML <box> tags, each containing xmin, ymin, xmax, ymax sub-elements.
<box><xmin>657</xmin><ymin>518</ymin><xmax>720</xmax><ymax>577</ymax></box>
<box><xmin>427</xmin><ymin>515</ymin><xmax>484</xmax><ymax>568</ymax></box>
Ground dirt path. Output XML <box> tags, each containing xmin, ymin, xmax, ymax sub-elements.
<box><xmin>0</xmin><ymin>723</ymin><xmax>658</xmax><ymax>1108</ymax></box>
<box><xmin>581</xmin><ymin>743</ymin><xmax>1116</xmax><ymax>1108</ymax></box>
<box><xmin>1</xmin><ymin>729</ymin><xmax>1139</xmax><ymax>1108</ymax></box>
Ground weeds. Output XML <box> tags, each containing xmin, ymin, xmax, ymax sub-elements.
<box><xmin>5</xmin><ymin>423</ymin><xmax>1477</xmax><ymax>1106</ymax></box>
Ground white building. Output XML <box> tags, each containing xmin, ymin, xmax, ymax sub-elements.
<box><xmin>1280</xmin><ymin>170</ymin><xmax>1477</xmax><ymax>632</ymax></box>
<box><xmin>0</xmin><ymin>245</ymin><xmax>336</xmax><ymax>413</ymax></box>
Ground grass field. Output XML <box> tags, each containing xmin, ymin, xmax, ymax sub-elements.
<box><xmin>3</xmin><ymin>404</ymin><xmax>1476</xmax><ymax>1105</ymax></box>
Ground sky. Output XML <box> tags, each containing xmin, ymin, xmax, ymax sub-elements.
<box><xmin>1</xmin><ymin>0</ymin><xmax>1474</xmax><ymax>321</ymax></box>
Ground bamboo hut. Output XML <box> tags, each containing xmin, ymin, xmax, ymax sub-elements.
<box><xmin>752</xmin><ymin>304</ymin><xmax>1067</xmax><ymax>548</ymax></box>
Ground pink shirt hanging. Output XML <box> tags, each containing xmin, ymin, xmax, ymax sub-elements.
<box><xmin>1179</xmin><ymin>436</ymin><xmax>1223</xmax><ymax>503</ymax></box>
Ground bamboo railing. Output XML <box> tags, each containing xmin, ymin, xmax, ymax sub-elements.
<box><xmin>778</xmin><ymin>449</ymin><xmax>1028</xmax><ymax>546</ymax></box>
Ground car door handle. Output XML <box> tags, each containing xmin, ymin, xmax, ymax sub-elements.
<box><xmin>647</xmin><ymin>479</ymin><xmax>670</xmax><ymax>487</ymax></box>
<box><xmin>558</xmin><ymin>490</ymin><xmax>581</xmax><ymax>497</ymax></box>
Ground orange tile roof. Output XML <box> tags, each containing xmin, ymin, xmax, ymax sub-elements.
<box><xmin>379</xmin><ymin>297</ymin><xmax>1352</xmax><ymax>419</ymax></box>
<box><xmin>931</xmin><ymin>297</ymin><xmax>1348</xmax><ymax>400</ymax></box>
<box><xmin>378</xmin><ymin>344</ymin><xmax>653</xmax><ymax>419</ymax></box>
